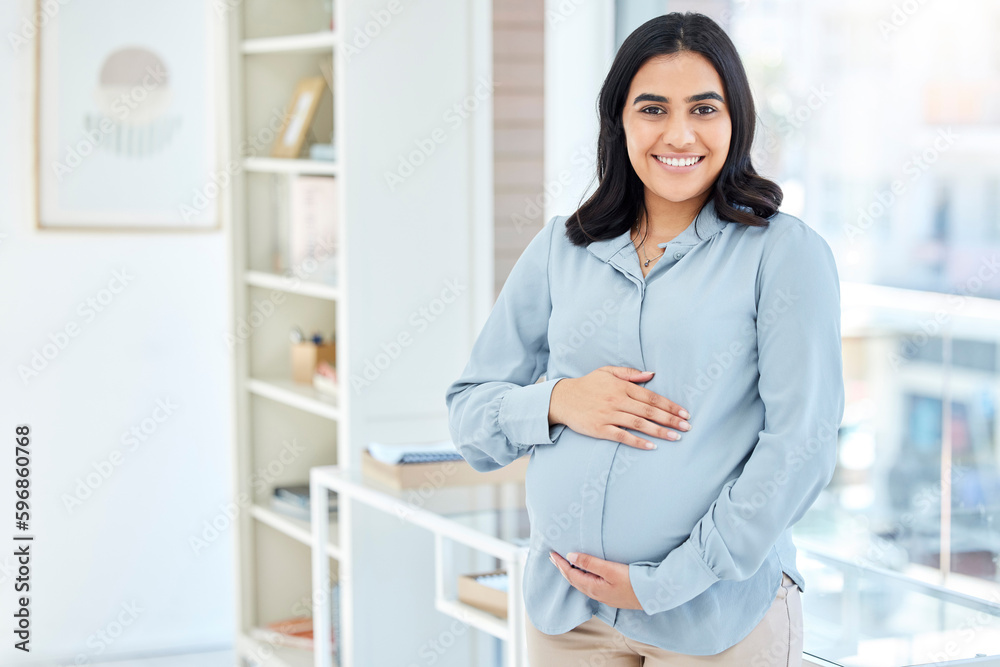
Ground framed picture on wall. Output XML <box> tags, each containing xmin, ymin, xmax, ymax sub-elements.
<box><xmin>33</xmin><ymin>0</ymin><xmax>218</xmax><ymax>230</ymax></box>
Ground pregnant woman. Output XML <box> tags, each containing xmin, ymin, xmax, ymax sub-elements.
<box><xmin>445</xmin><ymin>12</ymin><xmax>844</xmax><ymax>667</ymax></box>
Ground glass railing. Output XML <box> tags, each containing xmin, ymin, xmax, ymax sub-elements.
<box><xmin>798</xmin><ymin>546</ymin><xmax>1000</xmax><ymax>665</ymax></box>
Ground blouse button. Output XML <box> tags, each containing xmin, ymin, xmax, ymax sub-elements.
<box><xmin>673</xmin><ymin>251</ymin><xmax>684</xmax><ymax>260</ymax></box>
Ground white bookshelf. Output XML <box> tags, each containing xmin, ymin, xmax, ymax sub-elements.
<box><xmin>243</xmin><ymin>157</ymin><xmax>338</xmax><ymax>175</ymax></box>
<box><xmin>249</xmin><ymin>504</ymin><xmax>341</xmax><ymax>559</ymax></box>
<box><xmin>236</xmin><ymin>634</ymin><xmax>314</xmax><ymax>667</ymax></box>
<box><xmin>242</xmin><ymin>31</ymin><xmax>339</xmax><ymax>55</ymax></box>
<box><xmin>244</xmin><ymin>271</ymin><xmax>340</xmax><ymax>301</ymax></box>
<box><xmin>222</xmin><ymin>0</ymin><xmax>494</xmax><ymax>665</ymax></box>
<box><xmin>246</xmin><ymin>378</ymin><xmax>340</xmax><ymax>421</ymax></box>
<box><xmin>224</xmin><ymin>2</ymin><xmax>343</xmax><ymax>665</ymax></box>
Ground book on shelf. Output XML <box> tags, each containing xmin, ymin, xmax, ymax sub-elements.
<box><xmin>270</xmin><ymin>484</ymin><xmax>338</xmax><ymax>521</ymax></box>
<box><xmin>309</xmin><ymin>142</ymin><xmax>337</xmax><ymax>161</ymax></box>
<box><xmin>271</xmin><ymin>174</ymin><xmax>290</xmax><ymax>273</ymax></box>
<box><xmin>249</xmin><ymin>614</ymin><xmax>336</xmax><ymax>652</ymax></box>
<box><xmin>361</xmin><ymin>440</ymin><xmax>527</xmax><ymax>489</ymax></box>
<box><xmin>289</xmin><ymin>174</ymin><xmax>338</xmax><ymax>286</ymax></box>
<box><xmin>249</xmin><ymin>581</ymin><xmax>340</xmax><ymax>656</ymax></box>
<box><xmin>367</xmin><ymin>439</ymin><xmax>464</xmax><ymax>464</ymax></box>
<box><xmin>332</xmin><ymin>581</ymin><xmax>340</xmax><ymax>665</ymax></box>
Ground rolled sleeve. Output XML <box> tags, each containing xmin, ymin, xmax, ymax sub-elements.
<box><xmin>628</xmin><ymin>222</ymin><xmax>846</xmax><ymax>615</ymax></box>
<box><xmin>445</xmin><ymin>216</ymin><xmax>565</xmax><ymax>473</ymax></box>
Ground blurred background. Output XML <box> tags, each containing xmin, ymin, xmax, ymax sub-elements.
<box><xmin>1</xmin><ymin>0</ymin><xmax>998</xmax><ymax>665</ymax></box>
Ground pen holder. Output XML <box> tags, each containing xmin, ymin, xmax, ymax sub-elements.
<box><xmin>291</xmin><ymin>342</ymin><xmax>336</xmax><ymax>384</ymax></box>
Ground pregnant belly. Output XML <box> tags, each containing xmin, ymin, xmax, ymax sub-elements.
<box><xmin>525</xmin><ymin>427</ymin><xmax>741</xmax><ymax>565</ymax></box>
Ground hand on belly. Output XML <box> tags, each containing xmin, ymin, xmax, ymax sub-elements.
<box><xmin>549</xmin><ymin>365</ymin><xmax>692</xmax><ymax>450</ymax></box>
<box><xmin>548</xmin><ymin>549</ymin><xmax>644</xmax><ymax>610</ymax></box>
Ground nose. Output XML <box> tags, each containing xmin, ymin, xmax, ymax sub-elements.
<box><xmin>660</xmin><ymin>112</ymin><xmax>696</xmax><ymax>149</ymax></box>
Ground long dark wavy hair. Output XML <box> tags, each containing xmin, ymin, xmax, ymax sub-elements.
<box><xmin>565</xmin><ymin>12</ymin><xmax>782</xmax><ymax>247</ymax></box>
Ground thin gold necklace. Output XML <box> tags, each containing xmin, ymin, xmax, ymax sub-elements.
<box><xmin>633</xmin><ymin>215</ymin><xmax>667</xmax><ymax>267</ymax></box>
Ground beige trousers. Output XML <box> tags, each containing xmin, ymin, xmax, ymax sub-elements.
<box><xmin>525</xmin><ymin>572</ymin><xmax>803</xmax><ymax>667</ymax></box>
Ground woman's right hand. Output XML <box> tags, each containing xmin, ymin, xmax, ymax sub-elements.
<box><xmin>547</xmin><ymin>366</ymin><xmax>691</xmax><ymax>450</ymax></box>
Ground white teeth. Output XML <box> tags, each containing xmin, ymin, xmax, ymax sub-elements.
<box><xmin>656</xmin><ymin>155</ymin><xmax>701</xmax><ymax>167</ymax></box>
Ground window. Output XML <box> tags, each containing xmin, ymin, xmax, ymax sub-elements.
<box><xmin>609</xmin><ymin>2</ymin><xmax>1000</xmax><ymax>662</ymax></box>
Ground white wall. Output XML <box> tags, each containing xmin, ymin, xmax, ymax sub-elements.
<box><xmin>0</xmin><ymin>1</ymin><xmax>234</xmax><ymax>663</ymax></box>
<box><xmin>543</xmin><ymin>0</ymin><xmax>616</xmax><ymax>221</ymax></box>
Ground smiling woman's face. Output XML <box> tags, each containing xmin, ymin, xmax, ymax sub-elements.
<box><xmin>622</xmin><ymin>51</ymin><xmax>732</xmax><ymax>212</ymax></box>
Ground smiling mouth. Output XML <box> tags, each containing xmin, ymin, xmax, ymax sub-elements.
<box><xmin>654</xmin><ymin>155</ymin><xmax>705</xmax><ymax>167</ymax></box>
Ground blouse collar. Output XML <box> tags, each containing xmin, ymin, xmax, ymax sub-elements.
<box><xmin>585</xmin><ymin>198</ymin><xmax>728</xmax><ymax>263</ymax></box>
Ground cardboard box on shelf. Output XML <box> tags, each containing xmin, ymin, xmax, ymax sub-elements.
<box><xmin>457</xmin><ymin>570</ymin><xmax>508</xmax><ymax>619</ymax></box>
<box><xmin>360</xmin><ymin>449</ymin><xmax>527</xmax><ymax>489</ymax></box>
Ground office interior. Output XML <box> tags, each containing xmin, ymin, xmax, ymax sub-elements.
<box><xmin>1</xmin><ymin>0</ymin><xmax>999</xmax><ymax>665</ymax></box>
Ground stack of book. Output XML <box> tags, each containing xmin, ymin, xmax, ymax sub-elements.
<box><xmin>289</xmin><ymin>175</ymin><xmax>338</xmax><ymax>286</ymax></box>
<box><xmin>272</xmin><ymin>174</ymin><xmax>338</xmax><ymax>283</ymax></box>
<box><xmin>251</xmin><ymin>616</ymin><xmax>315</xmax><ymax>651</ymax></box>
<box><xmin>270</xmin><ymin>483</ymin><xmax>337</xmax><ymax>521</ymax></box>
<box><xmin>249</xmin><ymin>580</ymin><xmax>340</xmax><ymax>662</ymax></box>
<box><xmin>361</xmin><ymin>440</ymin><xmax>528</xmax><ymax>489</ymax></box>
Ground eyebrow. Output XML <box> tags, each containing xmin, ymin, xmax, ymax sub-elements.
<box><xmin>632</xmin><ymin>91</ymin><xmax>725</xmax><ymax>105</ymax></box>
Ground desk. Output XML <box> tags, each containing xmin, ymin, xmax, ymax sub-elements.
<box><xmin>309</xmin><ymin>465</ymin><xmax>530</xmax><ymax>667</ymax></box>
<box><xmin>310</xmin><ymin>465</ymin><xmax>1000</xmax><ymax>667</ymax></box>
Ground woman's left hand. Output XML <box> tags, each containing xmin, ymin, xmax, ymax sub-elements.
<box><xmin>549</xmin><ymin>550</ymin><xmax>644</xmax><ymax>610</ymax></box>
